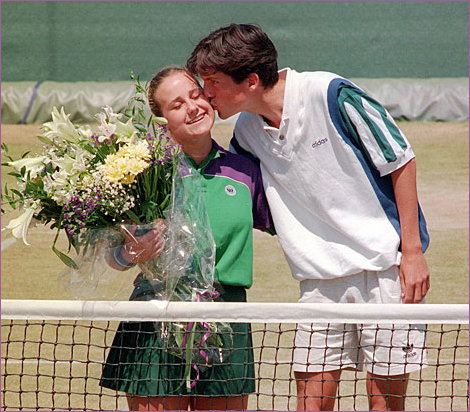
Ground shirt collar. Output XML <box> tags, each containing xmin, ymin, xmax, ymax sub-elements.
<box><xmin>211</xmin><ymin>139</ymin><xmax>228</xmax><ymax>157</ymax></box>
<box><xmin>185</xmin><ymin>139</ymin><xmax>226</xmax><ymax>171</ymax></box>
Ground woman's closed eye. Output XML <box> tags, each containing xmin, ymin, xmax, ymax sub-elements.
<box><xmin>169</xmin><ymin>101</ymin><xmax>182</xmax><ymax>110</ymax></box>
<box><xmin>190</xmin><ymin>89</ymin><xmax>202</xmax><ymax>99</ymax></box>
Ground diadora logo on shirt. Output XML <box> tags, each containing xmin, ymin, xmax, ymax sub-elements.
<box><xmin>225</xmin><ymin>185</ymin><xmax>237</xmax><ymax>196</ymax></box>
<box><xmin>312</xmin><ymin>137</ymin><xmax>328</xmax><ymax>149</ymax></box>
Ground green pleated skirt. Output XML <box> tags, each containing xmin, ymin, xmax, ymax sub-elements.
<box><xmin>99</xmin><ymin>280</ymin><xmax>255</xmax><ymax>396</ymax></box>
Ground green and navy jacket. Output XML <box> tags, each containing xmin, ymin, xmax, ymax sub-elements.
<box><xmin>183</xmin><ymin>141</ymin><xmax>274</xmax><ymax>288</ymax></box>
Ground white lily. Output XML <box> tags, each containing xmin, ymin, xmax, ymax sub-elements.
<box><xmin>42</xmin><ymin>107</ymin><xmax>80</xmax><ymax>141</ymax></box>
<box><xmin>2</xmin><ymin>201</ymin><xmax>40</xmax><ymax>245</ymax></box>
<box><xmin>114</xmin><ymin>118</ymin><xmax>137</xmax><ymax>143</ymax></box>
<box><xmin>42</xmin><ymin>170</ymin><xmax>70</xmax><ymax>201</ymax></box>
<box><xmin>97</xmin><ymin>120</ymin><xmax>117</xmax><ymax>140</ymax></box>
<box><xmin>51</xmin><ymin>170</ymin><xmax>70</xmax><ymax>188</ymax></box>
<box><xmin>95</xmin><ymin>105</ymin><xmax>121</xmax><ymax>124</ymax></box>
<box><xmin>78</xmin><ymin>124</ymin><xmax>93</xmax><ymax>139</ymax></box>
<box><xmin>51</xmin><ymin>153</ymin><xmax>75</xmax><ymax>174</ymax></box>
<box><xmin>72</xmin><ymin>151</ymin><xmax>91</xmax><ymax>173</ymax></box>
<box><xmin>8</xmin><ymin>156</ymin><xmax>46</xmax><ymax>179</ymax></box>
<box><xmin>103</xmin><ymin>105</ymin><xmax>121</xmax><ymax>123</ymax></box>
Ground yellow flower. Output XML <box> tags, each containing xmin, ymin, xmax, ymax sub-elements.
<box><xmin>119</xmin><ymin>142</ymin><xmax>151</xmax><ymax>161</ymax></box>
<box><xmin>102</xmin><ymin>166</ymin><xmax>124</xmax><ymax>183</ymax></box>
<box><xmin>122</xmin><ymin>158</ymin><xmax>149</xmax><ymax>183</ymax></box>
<box><xmin>99</xmin><ymin>156</ymin><xmax>122</xmax><ymax>183</ymax></box>
<box><xmin>99</xmin><ymin>144</ymin><xmax>150</xmax><ymax>184</ymax></box>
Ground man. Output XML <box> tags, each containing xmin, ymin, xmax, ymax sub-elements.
<box><xmin>186</xmin><ymin>23</ymin><xmax>430</xmax><ymax>411</ymax></box>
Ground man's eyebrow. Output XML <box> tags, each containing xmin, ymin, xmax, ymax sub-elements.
<box><xmin>202</xmin><ymin>74</ymin><xmax>216</xmax><ymax>80</ymax></box>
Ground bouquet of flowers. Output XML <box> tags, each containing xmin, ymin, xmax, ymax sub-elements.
<box><xmin>2</xmin><ymin>101</ymin><xmax>177</xmax><ymax>265</ymax></box>
<box><xmin>1</xmin><ymin>76</ymin><xmax>231</xmax><ymax>389</ymax></box>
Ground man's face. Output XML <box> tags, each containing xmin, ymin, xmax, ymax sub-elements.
<box><xmin>200</xmin><ymin>72</ymin><xmax>249</xmax><ymax>119</ymax></box>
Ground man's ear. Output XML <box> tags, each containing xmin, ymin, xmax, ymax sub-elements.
<box><xmin>246</xmin><ymin>73</ymin><xmax>261</xmax><ymax>91</ymax></box>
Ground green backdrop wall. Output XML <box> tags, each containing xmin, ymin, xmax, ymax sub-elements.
<box><xmin>2</xmin><ymin>1</ymin><xmax>469</xmax><ymax>82</ymax></box>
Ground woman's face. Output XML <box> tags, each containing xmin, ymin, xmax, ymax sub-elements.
<box><xmin>154</xmin><ymin>71</ymin><xmax>215</xmax><ymax>144</ymax></box>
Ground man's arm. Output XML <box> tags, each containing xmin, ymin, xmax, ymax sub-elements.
<box><xmin>338</xmin><ymin>85</ymin><xmax>430</xmax><ymax>302</ymax></box>
<box><xmin>391</xmin><ymin>158</ymin><xmax>430</xmax><ymax>303</ymax></box>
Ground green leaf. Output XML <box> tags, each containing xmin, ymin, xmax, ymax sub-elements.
<box><xmin>134</xmin><ymin>124</ymin><xmax>147</xmax><ymax>133</ymax></box>
<box><xmin>160</xmin><ymin>193</ymin><xmax>171</xmax><ymax>211</ymax></box>
<box><xmin>36</xmin><ymin>135</ymin><xmax>53</xmax><ymax>145</ymax></box>
<box><xmin>154</xmin><ymin>117</ymin><xmax>168</xmax><ymax>125</ymax></box>
<box><xmin>11</xmin><ymin>189</ymin><xmax>23</xmax><ymax>198</ymax></box>
<box><xmin>174</xmin><ymin>329</ymin><xmax>184</xmax><ymax>348</ymax></box>
<box><xmin>52</xmin><ymin>245</ymin><xmax>78</xmax><ymax>269</ymax></box>
<box><xmin>1</xmin><ymin>194</ymin><xmax>17</xmax><ymax>209</ymax></box>
<box><xmin>125</xmin><ymin>209</ymin><xmax>142</xmax><ymax>224</ymax></box>
<box><xmin>7</xmin><ymin>172</ymin><xmax>21</xmax><ymax>178</ymax></box>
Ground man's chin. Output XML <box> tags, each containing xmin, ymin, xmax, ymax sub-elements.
<box><xmin>216</xmin><ymin>110</ymin><xmax>229</xmax><ymax>120</ymax></box>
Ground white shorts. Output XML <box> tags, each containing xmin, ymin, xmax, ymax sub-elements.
<box><xmin>293</xmin><ymin>266</ymin><xmax>427</xmax><ymax>376</ymax></box>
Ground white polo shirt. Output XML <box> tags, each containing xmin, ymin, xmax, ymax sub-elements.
<box><xmin>231</xmin><ymin>68</ymin><xmax>429</xmax><ymax>281</ymax></box>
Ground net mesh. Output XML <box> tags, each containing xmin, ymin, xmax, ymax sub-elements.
<box><xmin>1</xmin><ymin>300</ymin><xmax>468</xmax><ymax>411</ymax></box>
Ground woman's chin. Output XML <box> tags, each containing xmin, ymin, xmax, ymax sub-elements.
<box><xmin>192</xmin><ymin>116</ymin><xmax>214</xmax><ymax>134</ymax></box>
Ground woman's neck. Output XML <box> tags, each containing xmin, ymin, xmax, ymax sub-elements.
<box><xmin>182</xmin><ymin>135</ymin><xmax>213</xmax><ymax>166</ymax></box>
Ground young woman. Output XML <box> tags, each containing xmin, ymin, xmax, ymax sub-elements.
<box><xmin>99</xmin><ymin>67</ymin><xmax>274</xmax><ymax>411</ymax></box>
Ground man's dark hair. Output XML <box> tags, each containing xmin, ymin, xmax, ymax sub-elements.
<box><xmin>186</xmin><ymin>23</ymin><xmax>279</xmax><ymax>89</ymax></box>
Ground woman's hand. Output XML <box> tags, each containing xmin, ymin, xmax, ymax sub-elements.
<box><xmin>120</xmin><ymin>219</ymin><xmax>166</xmax><ymax>264</ymax></box>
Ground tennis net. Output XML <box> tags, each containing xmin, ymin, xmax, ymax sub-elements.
<box><xmin>1</xmin><ymin>300</ymin><xmax>468</xmax><ymax>411</ymax></box>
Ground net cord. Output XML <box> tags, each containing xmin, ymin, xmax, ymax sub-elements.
<box><xmin>1</xmin><ymin>300</ymin><xmax>468</xmax><ymax>324</ymax></box>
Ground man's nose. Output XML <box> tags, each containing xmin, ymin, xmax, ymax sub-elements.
<box><xmin>203</xmin><ymin>84</ymin><xmax>214</xmax><ymax>98</ymax></box>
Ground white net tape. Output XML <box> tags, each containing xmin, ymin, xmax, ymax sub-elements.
<box><xmin>2</xmin><ymin>300</ymin><xmax>467</xmax><ymax>324</ymax></box>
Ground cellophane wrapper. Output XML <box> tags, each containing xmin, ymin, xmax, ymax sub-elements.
<box><xmin>61</xmin><ymin>154</ymin><xmax>233</xmax><ymax>386</ymax></box>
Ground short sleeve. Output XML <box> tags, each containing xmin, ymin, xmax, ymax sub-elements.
<box><xmin>338</xmin><ymin>86</ymin><xmax>415</xmax><ymax>176</ymax></box>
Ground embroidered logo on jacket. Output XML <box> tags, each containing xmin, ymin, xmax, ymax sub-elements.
<box><xmin>225</xmin><ymin>185</ymin><xmax>237</xmax><ymax>196</ymax></box>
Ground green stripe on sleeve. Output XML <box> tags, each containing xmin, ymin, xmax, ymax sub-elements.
<box><xmin>364</xmin><ymin>97</ymin><xmax>408</xmax><ymax>150</ymax></box>
<box><xmin>338</xmin><ymin>88</ymin><xmax>397</xmax><ymax>163</ymax></box>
